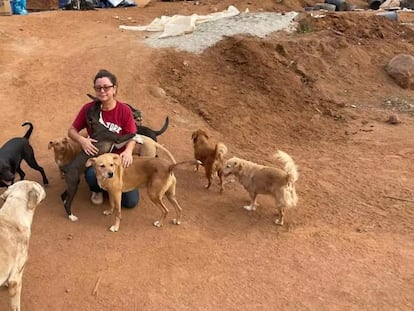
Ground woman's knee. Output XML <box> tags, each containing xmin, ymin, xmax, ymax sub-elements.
<box><xmin>84</xmin><ymin>167</ymin><xmax>101</xmax><ymax>192</ymax></box>
<box><xmin>121</xmin><ymin>190</ymin><xmax>140</xmax><ymax>208</ymax></box>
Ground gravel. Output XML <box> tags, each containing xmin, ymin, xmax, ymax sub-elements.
<box><xmin>143</xmin><ymin>11</ymin><xmax>299</xmax><ymax>54</ymax></box>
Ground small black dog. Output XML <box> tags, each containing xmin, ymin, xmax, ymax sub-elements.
<box><xmin>137</xmin><ymin>117</ymin><xmax>169</xmax><ymax>142</ymax></box>
<box><xmin>0</xmin><ymin>122</ymin><xmax>49</xmax><ymax>187</ymax></box>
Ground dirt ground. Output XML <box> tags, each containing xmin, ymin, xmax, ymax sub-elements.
<box><xmin>0</xmin><ymin>0</ymin><xmax>413</xmax><ymax>310</ymax></box>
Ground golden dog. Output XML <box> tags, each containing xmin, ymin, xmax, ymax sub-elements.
<box><xmin>191</xmin><ymin>129</ymin><xmax>228</xmax><ymax>192</ymax></box>
<box><xmin>86</xmin><ymin>153</ymin><xmax>196</xmax><ymax>232</ymax></box>
<box><xmin>48</xmin><ymin>137</ymin><xmax>82</xmax><ymax>178</ymax></box>
<box><xmin>49</xmin><ymin>134</ymin><xmax>176</xmax><ymax>180</ymax></box>
<box><xmin>222</xmin><ymin>150</ymin><xmax>298</xmax><ymax>225</ymax></box>
<box><xmin>0</xmin><ymin>180</ymin><xmax>46</xmax><ymax>311</ymax></box>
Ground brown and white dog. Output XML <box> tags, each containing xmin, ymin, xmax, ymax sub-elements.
<box><xmin>0</xmin><ymin>180</ymin><xmax>46</xmax><ymax>311</ymax></box>
<box><xmin>48</xmin><ymin>137</ymin><xmax>82</xmax><ymax>178</ymax></box>
<box><xmin>222</xmin><ymin>150</ymin><xmax>298</xmax><ymax>225</ymax></box>
<box><xmin>191</xmin><ymin>129</ymin><xmax>228</xmax><ymax>192</ymax></box>
<box><xmin>86</xmin><ymin>153</ymin><xmax>197</xmax><ymax>232</ymax></box>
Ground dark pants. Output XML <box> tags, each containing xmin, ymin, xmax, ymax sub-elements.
<box><xmin>85</xmin><ymin>167</ymin><xmax>139</xmax><ymax>208</ymax></box>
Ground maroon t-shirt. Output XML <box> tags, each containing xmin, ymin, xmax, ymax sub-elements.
<box><xmin>72</xmin><ymin>101</ymin><xmax>137</xmax><ymax>153</ymax></box>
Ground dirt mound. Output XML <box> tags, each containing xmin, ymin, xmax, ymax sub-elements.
<box><xmin>156</xmin><ymin>13</ymin><xmax>414</xmax><ymax>156</ymax></box>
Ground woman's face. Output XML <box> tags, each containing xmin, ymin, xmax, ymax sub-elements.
<box><xmin>93</xmin><ymin>77</ymin><xmax>116</xmax><ymax>102</ymax></box>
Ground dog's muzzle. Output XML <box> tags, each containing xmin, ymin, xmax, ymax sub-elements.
<box><xmin>104</xmin><ymin>171</ymin><xmax>114</xmax><ymax>178</ymax></box>
<box><xmin>222</xmin><ymin>168</ymin><xmax>232</xmax><ymax>177</ymax></box>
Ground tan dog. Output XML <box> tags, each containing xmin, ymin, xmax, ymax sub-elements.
<box><xmin>191</xmin><ymin>129</ymin><xmax>228</xmax><ymax>192</ymax></box>
<box><xmin>222</xmin><ymin>150</ymin><xmax>298</xmax><ymax>225</ymax></box>
<box><xmin>49</xmin><ymin>134</ymin><xmax>176</xmax><ymax>180</ymax></box>
<box><xmin>0</xmin><ymin>180</ymin><xmax>46</xmax><ymax>311</ymax></box>
<box><xmin>86</xmin><ymin>154</ymin><xmax>196</xmax><ymax>232</ymax></box>
<box><xmin>48</xmin><ymin>137</ymin><xmax>82</xmax><ymax>178</ymax></box>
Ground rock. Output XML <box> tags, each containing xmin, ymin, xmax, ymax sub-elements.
<box><xmin>147</xmin><ymin>86</ymin><xmax>167</xmax><ymax>98</ymax></box>
<box><xmin>387</xmin><ymin>114</ymin><xmax>401</xmax><ymax>125</ymax></box>
<box><xmin>386</xmin><ymin>54</ymin><xmax>414</xmax><ymax>90</ymax></box>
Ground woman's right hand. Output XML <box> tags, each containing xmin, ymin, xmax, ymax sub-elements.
<box><xmin>80</xmin><ymin>136</ymin><xmax>99</xmax><ymax>156</ymax></box>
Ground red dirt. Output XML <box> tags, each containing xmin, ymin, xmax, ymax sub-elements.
<box><xmin>0</xmin><ymin>1</ymin><xmax>413</xmax><ymax>310</ymax></box>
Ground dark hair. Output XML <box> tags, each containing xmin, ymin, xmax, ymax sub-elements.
<box><xmin>93</xmin><ymin>69</ymin><xmax>117</xmax><ymax>85</ymax></box>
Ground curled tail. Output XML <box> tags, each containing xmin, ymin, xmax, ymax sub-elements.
<box><xmin>275</xmin><ymin>150</ymin><xmax>298</xmax><ymax>185</ymax></box>
<box><xmin>154</xmin><ymin>116</ymin><xmax>169</xmax><ymax>136</ymax></box>
<box><xmin>22</xmin><ymin>122</ymin><xmax>34</xmax><ymax>139</ymax></box>
<box><xmin>275</xmin><ymin>150</ymin><xmax>298</xmax><ymax>208</ymax></box>
<box><xmin>155</xmin><ymin>141</ymin><xmax>176</xmax><ymax>164</ymax></box>
<box><xmin>169</xmin><ymin>160</ymin><xmax>201</xmax><ymax>173</ymax></box>
<box><xmin>214</xmin><ymin>142</ymin><xmax>228</xmax><ymax>162</ymax></box>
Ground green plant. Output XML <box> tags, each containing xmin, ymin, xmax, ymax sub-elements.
<box><xmin>297</xmin><ymin>20</ymin><xmax>313</xmax><ymax>33</ymax></box>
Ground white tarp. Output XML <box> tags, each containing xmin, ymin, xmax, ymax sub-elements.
<box><xmin>119</xmin><ymin>5</ymin><xmax>240</xmax><ymax>38</ymax></box>
<box><xmin>108</xmin><ymin>0</ymin><xmax>124</xmax><ymax>6</ymax></box>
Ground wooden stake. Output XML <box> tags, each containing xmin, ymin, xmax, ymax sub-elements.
<box><xmin>92</xmin><ymin>276</ymin><xmax>102</xmax><ymax>296</ymax></box>
<box><xmin>384</xmin><ymin>195</ymin><xmax>414</xmax><ymax>203</ymax></box>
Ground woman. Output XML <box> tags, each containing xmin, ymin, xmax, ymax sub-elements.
<box><xmin>68</xmin><ymin>69</ymin><xmax>139</xmax><ymax>207</ymax></box>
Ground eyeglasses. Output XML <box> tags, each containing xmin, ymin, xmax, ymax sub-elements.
<box><xmin>94</xmin><ymin>85</ymin><xmax>114</xmax><ymax>92</ymax></box>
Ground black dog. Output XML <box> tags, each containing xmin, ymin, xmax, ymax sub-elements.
<box><xmin>0</xmin><ymin>122</ymin><xmax>48</xmax><ymax>187</ymax></box>
<box><xmin>86</xmin><ymin>94</ymin><xmax>169</xmax><ymax>141</ymax></box>
<box><xmin>60</xmin><ymin>102</ymin><xmax>136</xmax><ymax>221</ymax></box>
<box><xmin>137</xmin><ymin>117</ymin><xmax>169</xmax><ymax>142</ymax></box>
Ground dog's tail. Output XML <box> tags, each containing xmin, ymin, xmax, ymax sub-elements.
<box><xmin>275</xmin><ymin>150</ymin><xmax>298</xmax><ymax>208</ymax></box>
<box><xmin>22</xmin><ymin>121</ymin><xmax>34</xmax><ymax>139</ymax></box>
<box><xmin>155</xmin><ymin>141</ymin><xmax>176</xmax><ymax>164</ymax></box>
<box><xmin>153</xmin><ymin>116</ymin><xmax>169</xmax><ymax>136</ymax></box>
<box><xmin>169</xmin><ymin>160</ymin><xmax>202</xmax><ymax>173</ymax></box>
<box><xmin>275</xmin><ymin>150</ymin><xmax>298</xmax><ymax>184</ymax></box>
<box><xmin>214</xmin><ymin>142</ymin><xmax>228</xmax><ymax>161</ymax></box>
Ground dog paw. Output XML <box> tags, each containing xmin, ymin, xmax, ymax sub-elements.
<box><xmin>68</xmin><ymin>214</ymin><xmax>78</xmax><ymax>222</ymax></box>
<box><xmin>109</xmin><ymin>225</ymin><xmax>119</xmax><ymax>232</ymax></box>
<box><xmin>274</xmin><ymin>218</ymin><xmax>284</xmax><ymax>226</ymax></box>
<box><xmin>243</xmin><ymin>205</ymin><xmax>256</xmax><ymax>211</ymax></box>
<box><xmin>103</xmin><ymin>210</ymin><xmax>113</xmax><ymax>216</ymax></box>
<box><xmin>172</xmin><ymin>219</ymin><xmax>181</xmax><ymax>225</ymax></box>
<box><xmin>153</xmin><ymin>221</ymin><xmax>163</xmax><ymax>228</ymax></box>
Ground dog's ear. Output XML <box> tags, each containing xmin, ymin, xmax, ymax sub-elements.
<box><xmin>47</xmin><ymin>141</ymin><xmax>54</xmax><ymax>150</ymax></box>
<box><xmin>85</xmin><ymin>158</ymin><xmax>96</xmax><ymax>168</ymax></box>
<box><xmin>27</xmin><ymin>189</ymin><xmax>41</xmax><ymax>210</ymax></box>
<box><xmin>202</xmin><ymin>130</ymin><xmax>209</xmax><ymax>139</ymax></box>
<box><xmin>113</xmin><ymin>154</ymin><xmax>122</xmax><ymax>166</ymax></box>
<box><xmin>0</xmin><ymin>187</ymin><xmax>12</xmax><ymax>201</ymax></box>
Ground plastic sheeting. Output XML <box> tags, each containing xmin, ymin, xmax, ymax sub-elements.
<box><xmin>119</xmin><ymin>5</ymin><xmax>240</xmax><ymax>38</ymax></box>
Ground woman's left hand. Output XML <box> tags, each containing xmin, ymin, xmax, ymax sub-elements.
<box><xmin>120</xmin><ymin>150</ymin><xmax>133</xmax><ymax>168</ymax></box>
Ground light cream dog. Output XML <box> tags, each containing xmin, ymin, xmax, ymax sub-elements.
<box><xmin>48</xmin><ymin>137</ymin><xmax>82</xmax><ymax>178</ymax></box>
<box><xmin>131</xmin><ymin>134</ymin><xmax>176</xmax><ymax>163</ymax></box>
<box><xmin>0</xmin><ymin>180</ymin><xmax>46</xmax><ymax>311</ymax></box>
<box><xmin>222</xmin><ymin>150</ymin><xmax>298</xmax><ymax>225</ymax></box>
<box><xmin>86</xmin><ymin>154</ymin><xmax>196</xmax><ymax>232</ymax></box>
